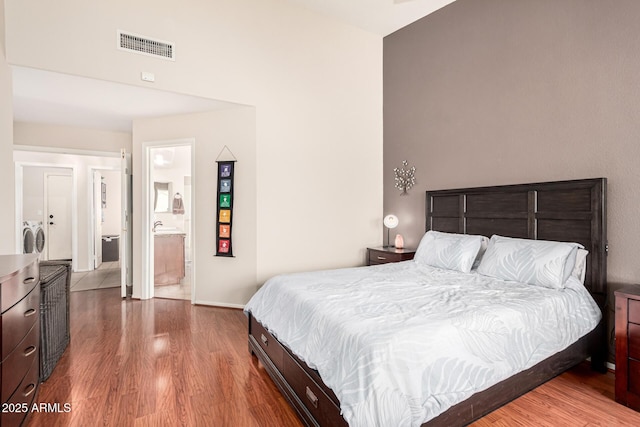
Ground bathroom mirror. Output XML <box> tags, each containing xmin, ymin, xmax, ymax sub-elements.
<box><xmin>154</xmin><ymin>182</ymin><xmax>172</xmax><ymax>213</ymax></box>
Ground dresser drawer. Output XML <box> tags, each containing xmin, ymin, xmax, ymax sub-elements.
<box><xmin>283</xmin><ymin>354</ymin><xmax>347</xmax><ymax>427</ymax></box>
<box><xmin>1</xmin><ymin>261</ymin><xmax>39</xmax><ymax>313</ymax></box>
<box><xmin>2</xmin><ymin>356</ymin><xmax>39</xmax><ymax>426</ymax></box>
<box><xmin>2</xmin><ymin>321</ymin><xmax>39</xmax><ymax>402</ymax></box>
<box><xmin>2</xmin><ymin>286</ymin><xmax>40</xmax><ymax>360</ymax></box>
<box><xmin>629</xmin><ymin>359</ymin><xmax>640</xmax><ymax>396</ymax></box>
<box><xmin>250</xmin><ymin>316</ymin><xmax>284</xmax><ymax>372</ymax></box>
<box><xmin>630</xmin><ymin>299</ymin><xmax>640</xmax><ymax>325</ymax></box>
<box><xmin>367</xmin><ymin>248</ymin><xmax>415</xmax><ymax>265</ymax></box>
<box><xmin>369</xmin><ymin>251</ymin><xmax>402</xmax><ymax>264</ymax></box>
<box><xmin>630</xmin><ymin>323</ymin><xmax>640</xmax><ymax>361</ymax></box>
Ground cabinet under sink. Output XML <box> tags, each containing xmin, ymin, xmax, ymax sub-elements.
<box><xmin>154</xmin><ymin>233</ymin><xmax>185</xmax><ymax>285</ymax></box>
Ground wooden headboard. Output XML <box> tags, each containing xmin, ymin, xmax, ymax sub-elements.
<box><xmin>426</xmin><ymin>178</ymin><xmax>607</xmax><ymax>300</ymax></box>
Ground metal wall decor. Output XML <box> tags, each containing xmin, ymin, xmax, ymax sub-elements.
<box><xmin>394</xmin><ymin>160</ymin><xmax>416</xmax><ymax>194</ymax></box>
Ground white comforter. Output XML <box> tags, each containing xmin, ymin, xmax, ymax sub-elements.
<box><xmin>244</xmin><ymin>261</ymin><xmax>601</xmax><ymax>427</ymax></box>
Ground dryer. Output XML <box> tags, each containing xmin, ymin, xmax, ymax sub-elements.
<box><xmin>22</xmin><ymin>221</ymin><xmax>34</xmax><ymax>254</ymax></box>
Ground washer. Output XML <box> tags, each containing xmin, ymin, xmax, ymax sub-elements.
<box><xmin>23</xmin><ymin>220</ymin><xmax>45</xmax><ymax>254</ymax></box>
<box><xmin>34</xmin><ymin>223</ymin><xmax>45</xmax><ymax>253</ymax></box>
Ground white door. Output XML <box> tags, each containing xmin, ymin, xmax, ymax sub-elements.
<box><xmin>46</xmin><ymin>174</ymin><xmax>73</xmax><ymax>260</ymax></box>
<box><xmin>121</xmin><ymin>149</ymin><xmax>133</xmax><ymax>298</ymax></box>
<box><xmin>93</xmin><ymin>170</ymin><xmax>103</xmax><ymax>268</ymax></box>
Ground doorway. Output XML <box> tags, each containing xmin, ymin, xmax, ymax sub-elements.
<box><xmin>78</xmin><ymin>167</ymin><xmax>123</xmax><ymax>293</ymax></box>
<box><xmin>14</xmin><ymin>148</ymin><xmax>129</xmax><ymax>293</ymax></box>
<box><xmin>145</xmin><ymin>141</ymin><xmax>195</xmax><ymax>301</ymax></box>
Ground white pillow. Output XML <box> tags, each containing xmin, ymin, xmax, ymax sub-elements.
<box><xmin>477</xmin><ymin>235</ymin><xmax>583</xmax><ymax>289</ymax></box>
<box><xmin>472</xmin><ymin>237</ymin><xmax>490</xmax><ymax>270</ymax></box>
<box><xmin>571</xmin><ymin>248</ymin><xmax>589</xmax><ymax>284</ymax></box>
<box><xmin>414</xmin><ymin>231</ymin><xmax>487</xmax><ymax>273</ymax></box>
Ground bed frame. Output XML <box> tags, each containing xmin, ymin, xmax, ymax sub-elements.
<box><xmin>248</xmin><ymin>178</ymin><xmax>607</xmax><ymax>427</ymax></box>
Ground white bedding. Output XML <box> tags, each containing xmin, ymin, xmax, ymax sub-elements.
<box><xmin>244</xmin><ymin>261</ymin><xmax>602</xmax><ymax>427</ymax></box>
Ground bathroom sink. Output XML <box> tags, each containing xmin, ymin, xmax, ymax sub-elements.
<box><xmin>154</xmin><ymin>226</ymin><xmax>182</xmax><ymax>234</ymax></box>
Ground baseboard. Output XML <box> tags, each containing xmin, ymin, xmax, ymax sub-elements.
<box><xmin>193</xmin><ymin>300</ymin><xmax>244</xmax><ymax>309</ymax></box>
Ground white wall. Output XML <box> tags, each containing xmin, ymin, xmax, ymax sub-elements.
<box><xmin>0</xmin><ymin>1</ymin><xmax>15</xmax><ymax>253</ymax></box>
<box><xmin>152</xmin><ymin>145</ymin><xmax>190</xmax><ymax>231</ymax></box>
<box><xmin>14</xmin><ymin>122</ymin><xmax>131</xmax><ymax>153</ymax></box>
<box><xmin>14</xmin><ymin>150</ymin><xmax>120</xmax><ymax>271</ymax></box>
<box><xmin>5</xmin><ymin>0</ymin><xmax>383</xmax><ymax>303</ymax></box>
<box><xmin>22</xmin><ymin>166</ymin><xmax>72</xmax><ymax>223</ymax></box>
<box><xmin>134</xmin><ymin>108</ymin><xmax>256</xmax><ymax>305</ymax></box>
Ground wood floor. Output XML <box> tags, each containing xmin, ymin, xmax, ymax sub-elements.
<box><xmin>27</xmin><ymin>288</ymin><xmax>640</xmax><ymax>427</ymax></box>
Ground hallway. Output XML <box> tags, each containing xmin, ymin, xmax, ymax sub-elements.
<box><xmin>70</xmin><ymin>261</ymin><xmax>120</xmax><ymax>292</ymax></box>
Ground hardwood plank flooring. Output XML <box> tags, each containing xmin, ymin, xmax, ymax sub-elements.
<box><xmin>27</xmin><ymin>288</ymin><xmax>640</xmax><ymax>426</ymax></box>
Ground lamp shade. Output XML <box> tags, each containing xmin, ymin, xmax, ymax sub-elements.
<box><xmin>383</xmin><ymin>214</ymin><xmax>399</xmax><ymax>229</ymax></box>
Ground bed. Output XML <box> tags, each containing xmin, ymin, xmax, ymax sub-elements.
<box><xmin>246</xmin><ymin>178</ymin><xmax>607</xmax><ymax>427</ymax></box>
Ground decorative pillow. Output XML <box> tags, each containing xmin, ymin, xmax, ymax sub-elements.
<box><xmin>477</xmin><ymin>235</ymin><xmax>583</xmax><ymax>289</ymax></box>
<box><xmin>414</xmin><ymin>231</ymin><xmax>487</xmax><ymax>273</ymax></box>
<box><xmin>471</xmin><ymin>237</ymin><xmax>490</xmax><ymax>270</ymax></box>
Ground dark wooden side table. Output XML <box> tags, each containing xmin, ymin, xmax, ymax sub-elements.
<box><xmin>366</xmin><ymin>247</ymin><xmax>415</xmax><ymax>266</ymax></box>
<box><xmin>615</xmin><ymin>285</ymin><xmax>640</xmax><ymax>411</ymax></box>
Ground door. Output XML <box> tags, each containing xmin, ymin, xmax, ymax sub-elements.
<box><xmin>121</xmin><ymin>149</ymin><xmax>133</xmax><ymax>298</ymax></box>
<box><xmin>46</xmin><ymin>174</ymin><xmax>73</xmax><ymax>260</ymax></box>
<box><xmin>93</xmin><ymin>170</ymin><xmax>103</xmax><ymax>268</ymax></box>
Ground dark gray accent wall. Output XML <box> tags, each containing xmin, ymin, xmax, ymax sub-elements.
<box><xmin>384</xmin><ymin>0</ymin><xmax>640</xmax><ymax>285</ymax></box>
<box><xmin>384</xmin><ymin>0</ymin><xmax>640</xmax><ymax>364</ymax></box>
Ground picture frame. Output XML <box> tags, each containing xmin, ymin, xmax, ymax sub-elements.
<box><xmin>219</xmin><ymin>194</ymin><xmax>231</xmax><ymax>208</ymax></box>
<box><xmin>219</xmin><ymin>209</ymin><xmax>231</xmax><ymax>223</ymax></box>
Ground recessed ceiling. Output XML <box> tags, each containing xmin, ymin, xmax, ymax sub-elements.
<box><xmin>286</xmin><ymin>0</ymin><xmax>457</xmax><ymax>36</ymax></box>
<box><xmin>12</xmin><ymin>66</ymin><xmax>239</xmax><ymax>133</ymax></box>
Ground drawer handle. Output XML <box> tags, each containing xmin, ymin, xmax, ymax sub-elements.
<box><xmin>24</xmin><ymin>345</ymin><xmax>37</xmax><ymax>357</ymax></box>
<box><xmin>23</xmin><ymin>277</ymin><xmax>36</xmax><ymax>284</ymax></box>
<box><xmin>24</xmin><ymin>308</ymin><xmax>37</xmax><ymax>317</ymax></box>
<box><xmin>306</xmin><ymin>386</ymin><xmax>318</xmax><ymax>408</ymax></box>
<box><xmin>260</xmin><ymin>334</ymin><xmax>268</xmax><ymax>346</ymax></box>
<box><xmin>23</xmin><ymin>383</ymin><xmax>36</xmax><ymax>397</ymax></box>
<box><xmin>377</xmin><ymin>256</ymin><xmax>386</xmax><ymax>260</ymax></box>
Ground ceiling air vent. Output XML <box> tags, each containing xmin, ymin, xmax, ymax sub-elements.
<box><xmin>117</xmin><ymin>30</ymin><xmax>175</xmax><ymax>61</ymax></box>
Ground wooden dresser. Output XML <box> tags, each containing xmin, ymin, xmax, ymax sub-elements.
<box><xmin>1</xmin><ymin>254</ymin><xmax>40</xmax><ymax>426</ymax></box>
<box><xmin>615</xmin><ymin>285</ymin><xmax>640</xmax><ymax>411</ymax></box>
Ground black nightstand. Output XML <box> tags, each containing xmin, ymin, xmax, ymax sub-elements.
<box><xmin>366</xmin><ymin>247</ymin><xmax>416</xmax><ymax>266</ymax></box>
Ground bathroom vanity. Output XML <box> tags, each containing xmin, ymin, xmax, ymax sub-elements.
<box><xmin>154</xmin><ymin>232</ymin><xmax>185</xmax><ymax>285</ymax></box>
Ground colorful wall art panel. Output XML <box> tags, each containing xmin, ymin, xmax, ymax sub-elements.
<box><xmin>215</xmin><ymin>160</ymin><xmax>235</xmax><ymax>256</ymax></box>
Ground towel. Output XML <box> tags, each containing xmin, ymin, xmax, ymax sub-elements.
<box><xmin>172</xmin><ymin>193</ymin><xmax>185</xmax><ymax>214</ymax></box>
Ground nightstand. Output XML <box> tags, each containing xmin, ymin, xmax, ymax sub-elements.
<box><xmin>367</xmin><ymin>247</ymin><xmax>415</xmax><ymax>266</ymax></box>
<box><xmin>615</xmin><ymin>285</ymin><xmax>640</xmax><ymax>411</ymax></box>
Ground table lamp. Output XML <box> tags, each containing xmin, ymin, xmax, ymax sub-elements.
<box><xmin>383</xmin><ymin>214</ymin><xmax>399</xmax><ymax>248</ymax></box>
